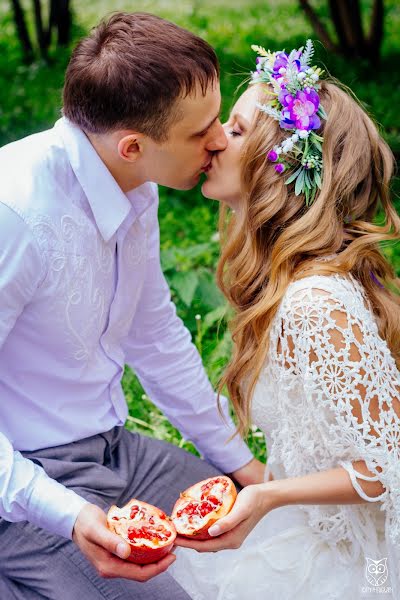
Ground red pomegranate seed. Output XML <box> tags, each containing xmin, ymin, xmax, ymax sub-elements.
<box><xmin>208</xmin><ymin>495</ymin><xmax>220</xmax><ymax>505</ymax></box>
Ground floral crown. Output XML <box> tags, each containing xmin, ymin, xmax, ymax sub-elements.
<box><xmin>250</xmin><ymin>40</ymin><xmax>327</xmax><ymax>206</ymax></box>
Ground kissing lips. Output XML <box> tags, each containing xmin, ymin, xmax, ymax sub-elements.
<box><xmin>201</xmin><ymin>158</ymin><xmax>213</xmax><ymax>174</ymax></box>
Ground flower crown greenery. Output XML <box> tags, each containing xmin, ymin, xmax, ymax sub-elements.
<box><xmin>250</xmin><ymin>39</ymin><xmax>327</xmax><ymax>206</ymax></box>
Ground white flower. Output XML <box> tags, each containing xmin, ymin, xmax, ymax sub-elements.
<box><xmin>311</xmin><ymin>73</ymin><xmax>319</xmax><ymax>81</ymax></box>
<box><xmin>297</xmin><ymin>72</ymin><xmax>306</xmax><ymax>81</ymax></box>
<box><xmin>282</xmin><ymin>140</ymin><xmax>294</xmax><ymax>152</ymax></box>
<box><xmin>278</xmin><ymin>67</ymin><xmax>286</xmax><ymax>74</ymax></box>
<box><xmin>297</xmin><ymin>129</ymin><xmax>310</xmax><ymax>139</ymax></box>
<box><xmin>291</xmin><ymin>133</ymin><xmax>299</xmax><ymax>142</ymax></box>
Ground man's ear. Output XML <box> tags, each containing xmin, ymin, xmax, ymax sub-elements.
<box><xmin>117</xmin><ymin>133</ymin><xmax>145</xmax><ymax>163</ymax></box>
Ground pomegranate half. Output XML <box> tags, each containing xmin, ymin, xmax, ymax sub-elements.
<box><xmin>107</xmin><ymin>499</ymin><xmax>176</xmax><ymax>564</ymax></box>
<box><xmin>171</xmin><ymin>475</ymin><xmax>237</xmax><ymax>540</ymax></box>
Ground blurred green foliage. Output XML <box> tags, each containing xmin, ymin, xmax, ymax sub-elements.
<box><xmin>0</xmin><ymin>0</ymin><xmax>399</xmax><ymax>463</ymax></box>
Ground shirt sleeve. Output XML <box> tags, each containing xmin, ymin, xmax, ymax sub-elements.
<box><xmin>278</xmin><ymin>282</ymin><xmax>400</xmax><ymax>546</ymax></box>
<box><xmin>123</xmin><ymin>188</ymin><xmax>253</xmax><ymax>473</ymax></box>
<box><xmin>0</xmin><ymin>203</ymin><xmax>88</xmax><ymax>539</ymax></box>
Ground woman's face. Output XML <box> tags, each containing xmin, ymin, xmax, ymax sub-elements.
<box><xmin>201</xmin><ymin>85</ymin><xmax>260</xmax><ymax>208</ymax></box>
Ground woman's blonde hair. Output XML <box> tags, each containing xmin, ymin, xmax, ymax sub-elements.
<box><xmin>217</xmin><ymin>80</ymin><xmax>400</xmax><ymax>437</ymax></box>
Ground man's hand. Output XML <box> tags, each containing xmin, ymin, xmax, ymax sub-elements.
<box><xmin>72</xmin><ymin>503</ymin><xmax>175</xmax><ymax>582</ymax></box>
<box><xmin>230</xmin><ymin>457</ymin><xmax>269</xmax><ymax>487</ymax></box>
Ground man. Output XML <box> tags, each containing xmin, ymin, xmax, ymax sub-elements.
<box><xmin>0</xmin><ymin>12</ymin><xmax>264</xmax><ymax>599</ymax></box>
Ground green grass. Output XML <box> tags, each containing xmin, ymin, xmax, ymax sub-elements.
<box><xmin>0</xmin><ymin>0</ymin><xmax>399</xmax><ymax>463</ymax></box>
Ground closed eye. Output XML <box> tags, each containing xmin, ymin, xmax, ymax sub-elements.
<box><xmin>228</xmin><ymin>129</ymin><xmax>242</xmax><ymax>137</ymax></box>
<box><xmin>196</xmin><ymin>128</ymin><xmax>210</xmax><ymax>138</ymax></box>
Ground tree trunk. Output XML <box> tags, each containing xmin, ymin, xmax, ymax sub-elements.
<box><xmin>11</xmin><ymin>0</ymin><xmax>72</xmax><ymax>62</ymax></box>
<box><xmin>32</xmin><ymin>0</ymin><xmax>48</xmax><ymax>59</ymax></box>
<box><xmin>299</xmin><ymin>0</ymin><xmax>337</xmax><ymax>52</ymax></box>
<box><xmin>10</xmin><ymin>0</ymin><xmax>34</xmax><ymax>63</ymax></box>
<box><xmin>299</xmin><ymin>0</ymin><xmax>385</xmax><ymax>65</ymax></box>
<box><xmin>367</xmin><ymin>0</ymin><xmax>384</xmax><ymax>65</ymax></box>
<box><xmin>53</xmin><ymin>0</ymin><xmax>71</xmax><ymax>46</ymax></box>
<box><xmin>329</xmin><ymin>0</ymin><xmax>365</xmax><ymax>58</ymax></box>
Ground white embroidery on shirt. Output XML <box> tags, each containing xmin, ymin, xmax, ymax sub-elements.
<box><xmin>26</xmin><ymin>212</ymin><xmax>114</xmax><ymax>362</ymax></box>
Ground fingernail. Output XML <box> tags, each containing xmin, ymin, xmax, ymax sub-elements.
<box><xmin>208</xmin><ymin>525</ymin><xmax>220</xmax><ymax>537</ymax></box>
<box><xmin>116</xmin><ymin>542</ymin><xmax>129</xmax><ymax>558</ymax></box>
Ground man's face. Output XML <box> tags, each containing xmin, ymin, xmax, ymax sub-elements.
<box><xmin>141</xmin><ymin>81</ymin><xmax>227</xmax><ymax>190</ymax></box>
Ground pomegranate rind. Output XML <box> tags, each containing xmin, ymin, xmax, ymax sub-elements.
<box><xmin>171</xmin><ymin>476</ymin><xmax>237</xmax><ymax>540</ymax></box>
<box><xmin>107</xmin><ymin>499</ymin><xmax>176</xmax><ymax>565</ymax></box>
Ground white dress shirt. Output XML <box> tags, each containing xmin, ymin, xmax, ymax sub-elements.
<box><xmin>0</xmin><ymin>117</ymin><xmax>252</xmax><ymax>540</ymax></box>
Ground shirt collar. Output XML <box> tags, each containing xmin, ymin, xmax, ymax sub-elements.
<box><xmin>55</xmin><ymin>117</ymin><xmax>132</xmax><ymax>242</ymax></box>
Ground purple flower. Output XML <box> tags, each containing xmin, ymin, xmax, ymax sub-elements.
<box><xmin>279</xmin><ymin>87</ymin><xmax>321</xmax><ymax>131</ymax></box>
<box><xmin>274</xmin><ymin>163</ymin><xmax>285</xmax><ymax>174</ymax></box>
<box><xmin>267</xmin><ymin>150</ymin><xmax>278</xmax><ymax>162</ymax></box>
<box><xmin>271</xmin><ymin>51</ymin><xmax>303</xmax><ymax>79</ymax></box>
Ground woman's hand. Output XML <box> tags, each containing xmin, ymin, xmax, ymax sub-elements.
<box><xmin>174</xmin><ymin>482</ymin><xmax>279</xmax><ymax>553</ymax></box>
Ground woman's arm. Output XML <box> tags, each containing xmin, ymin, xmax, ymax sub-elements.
<box><xmin>175</xmin><ymin>287</ymin><xmax>399</xmax><ymax>553</ymax></box>
<box><xmin>266</xmin><ymin>460</ymin><xmax>384</xmax><ymax>509</ymax></box>
<box><xmin>174</xmin><ymin>460</ymin><xmax>381</xmax><ymax>552</ymax></box>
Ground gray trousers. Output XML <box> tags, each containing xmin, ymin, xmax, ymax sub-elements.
<box><xmin>0</xmin><ymin>426</ymin><xmax>221</xmax><ymax>599</ymax></box>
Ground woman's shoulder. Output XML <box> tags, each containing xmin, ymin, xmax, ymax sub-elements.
<box><xmin>282</xmin><ymin>258</ymin><xmax>370</xmax><ymax>313</ymax></box>
<box><xmin>277</xmin><ymin>267</ymin><xmax>376</xmax><ymax>332</ymax></box>
<box><xmin>285</xmin><ymin>272</ymin><xmax>363</xmax><ymax>301</ymax></box>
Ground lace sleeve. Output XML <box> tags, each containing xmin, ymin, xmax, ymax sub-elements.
<box><xmin>277</xmin><ymin>280</ymin><xmax>400</xmax><ymax>545</ymax></box>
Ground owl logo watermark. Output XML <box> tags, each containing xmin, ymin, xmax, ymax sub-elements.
<box><xmin>365</xmin><ymin>557</ymin><xmax>388</xmax><ymax>587</ymax></box>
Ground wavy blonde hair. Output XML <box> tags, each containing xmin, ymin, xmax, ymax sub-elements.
<box><xmin>217</xmin><ymin>80</ymin><xmax>400</xmax><ymax>437</ymax></box>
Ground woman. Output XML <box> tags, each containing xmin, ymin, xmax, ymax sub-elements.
<box><xmin>170</xmin><ymin>41</ymin><xmax>400</xmax><ymax>599</ymax></box>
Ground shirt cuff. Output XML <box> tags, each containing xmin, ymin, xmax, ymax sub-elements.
<box><xmin>27</xmin><ymin>475</ymin><xmax>89</xmax><ymax>539</ymax></box>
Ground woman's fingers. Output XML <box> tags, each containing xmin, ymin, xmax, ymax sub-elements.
<box><xmin>208</xmin><ymin>489</ymin><xmax>254</xmax><ymax>536</ymax></box>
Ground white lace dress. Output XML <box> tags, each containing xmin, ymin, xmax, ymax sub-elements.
<box><xmin>170</xmin><ymin>273</ymin><xmax>400</xmax><ymax>600</ymax></box>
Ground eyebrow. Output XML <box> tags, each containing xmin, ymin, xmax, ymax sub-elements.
<box><xmin>192</xmin><ymin>103</ymin><xmax>222</xmax><ymax>136</ymax></box>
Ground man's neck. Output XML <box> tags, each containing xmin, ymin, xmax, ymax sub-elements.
<box><xmin>85</xmin><ymin>132</ymin><xmax>145</xmax><ymax>193</ymax></box>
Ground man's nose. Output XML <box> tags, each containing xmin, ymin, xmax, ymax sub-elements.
<box><xmin>206</xmin><ymin>121</ymin><xmax>228</xmax><ymax>152</ymax></box>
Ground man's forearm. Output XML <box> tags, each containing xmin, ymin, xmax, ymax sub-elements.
<box><xmin>0</xmin><ymin>432</ymin><xmax>88</xmax><ymax>539</ymax></box>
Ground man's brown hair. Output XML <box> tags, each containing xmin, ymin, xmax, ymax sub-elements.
<box><xmin>62</xmin><ymin>12</ymin><xmax>219</xmax><ymax>141</ymax></box>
